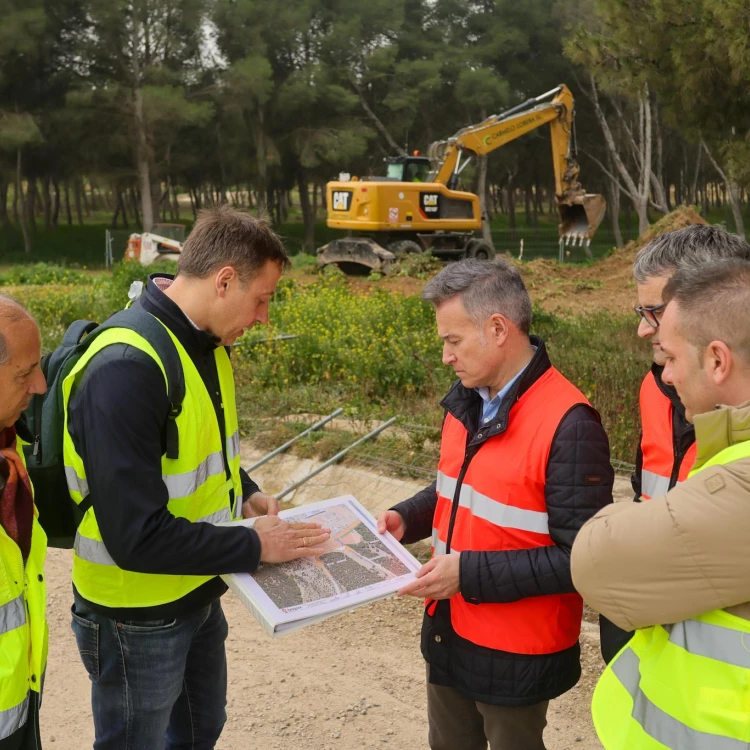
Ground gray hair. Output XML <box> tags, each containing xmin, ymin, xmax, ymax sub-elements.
<box><xmin>663</xmin><ymin>260</ymin><xmax>750</xmax><ymax>363</ymax></box>
<box><xmin>0</xmin><ymin>295</ymin><xmax>32</xmax><ymax>365</ymax></box>
<box><xmin>633</xmin><ymin>224</ymin><xmax>750</xmax><ymax>284</ymax></box>
<box><xmin>422</xmin><ymin>258</ymin><xmax>532</xmax><ymax>334</ymax></box>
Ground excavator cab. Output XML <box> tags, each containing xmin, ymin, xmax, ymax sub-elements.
<box><xmin>384</xmin><ymin>156</ymin><xmax>432</xmax><ymax>183</ymax></box>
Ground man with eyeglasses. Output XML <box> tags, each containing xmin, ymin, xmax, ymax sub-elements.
<box><xmin>631</xmin><ymin>223</ymin><xmax>750</xmax><ymax>502</ymax></box>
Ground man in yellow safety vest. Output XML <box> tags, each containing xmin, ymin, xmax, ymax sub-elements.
<box><xmin>0</xmin><ymin>296</ymin><xmax>47</xmax><ymax>750</ymax></box>
<box><xmin>572</xmin><ymin>259</ymin><xmax>750</xmax><ymax>749</ymax></box>
<box><xmin>65</xmin><ymin>207</ymin><xmax>329</xmax><ymax>749</ymax></box>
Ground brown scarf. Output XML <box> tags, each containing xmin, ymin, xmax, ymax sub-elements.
<box><xmin>0</xmin><ymin>426</ymin><xmax>34</xmax><ymax>560</ymax></box>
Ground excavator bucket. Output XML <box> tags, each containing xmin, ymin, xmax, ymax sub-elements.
<box><xmin>557</xmin><ymin>194</ymin><xmax>607</xmax><ymax>246</ymax></box>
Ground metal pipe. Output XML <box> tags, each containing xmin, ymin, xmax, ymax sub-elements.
<box><xmin>275</xmin><ymin>417</ymin><xmax>398</xmax><ymax>500</ymax></box>
<box><xmin>245</xmin><ymin>408</ymin><xmax>344</xmax><ymax>473</ymax></box>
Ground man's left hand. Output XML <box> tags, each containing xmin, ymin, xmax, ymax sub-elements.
<box><xmin>397</xmin><ymin>554</ymin><xmax>460</xmax><ymax>600</ymax></box>
<box><xmin>242</xmin><ymin>492</ymin><xmax>280</xmax><ymax>518</ymax></box>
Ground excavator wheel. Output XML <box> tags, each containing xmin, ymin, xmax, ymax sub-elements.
<box><xmin>466</xmin><ymin>239</ymin><xmax>496</xmax><ymax>261</ymax></box>
<box><xmin>388</xmin><ymin>239</ymin><xmax>423</xmax><ymax>255</ymax></box>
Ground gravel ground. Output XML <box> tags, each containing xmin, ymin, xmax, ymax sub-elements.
<box><xmin>41</xmin><ymin>549</ymin><xmax>604</xmax><ymax>749</ymax></box>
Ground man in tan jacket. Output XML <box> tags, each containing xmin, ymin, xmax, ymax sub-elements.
<box><xmin>571</xmin><ymin>259</ymin><xmax>750</xmax><ymax>749</ymax></box>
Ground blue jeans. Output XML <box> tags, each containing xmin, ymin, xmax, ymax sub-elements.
<box><xmin>71</xmin><ymin>598</ymin><xmax>229</xmax><ymax>750</ymax></box>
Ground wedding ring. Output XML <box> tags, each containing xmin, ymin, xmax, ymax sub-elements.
<box><xmin>302</xmin><ymin>537</ymin><xmax>309</xmax><ymax>547</ymax></box>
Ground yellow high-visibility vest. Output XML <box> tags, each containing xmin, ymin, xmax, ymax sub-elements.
<box><xmin>592</xmin><ymin>439</ymin><xmax>750</xmax><ymax>749</ymax></box>
<box><xmin>0</xmin><ymin>440</ymin><xmax>48</xmax><ymax>741</ymax></box>
<box><xmin>62</xmin><ymin>321</ymin><xmax>243</xmax><ymax>609</ymax></box>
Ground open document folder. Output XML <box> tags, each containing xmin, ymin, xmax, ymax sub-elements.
<box><xmin>221</xmin><ymin>495</ymin><xmax>421</xmax><ymax>637</ymax></box>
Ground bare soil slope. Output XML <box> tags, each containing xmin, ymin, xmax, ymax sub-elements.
<box><xmin>300</xmin><ymin>206</ymin><xmax>706</xmax><ymax>318</ymax></box>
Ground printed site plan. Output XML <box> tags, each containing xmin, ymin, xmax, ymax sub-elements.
<box><xmin>222</xmin><ymin>496</ymin><xmax>420</xmax><ymax>637</ymax></box>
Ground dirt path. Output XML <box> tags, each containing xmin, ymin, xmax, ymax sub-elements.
<box><xmin>41</xmin><ymin>549</ymin><xmax>603</xmax><ymax>749</ymax></box>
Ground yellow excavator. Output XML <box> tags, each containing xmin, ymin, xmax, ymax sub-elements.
<box><xmin>317</xmin><ymin>84</ymin><xmax>606</xmax><ymax>273</ymax></box>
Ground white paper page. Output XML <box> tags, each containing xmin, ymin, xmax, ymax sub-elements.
<box><xmin>223</xmin><ymin>495</ymin><xmax>420</xmax><ymax>627</ymax></box>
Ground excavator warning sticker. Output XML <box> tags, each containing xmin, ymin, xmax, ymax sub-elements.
<box><xmin>419</xmin><ymin>193</ymin><xmax>441</xmax><ymax>219</ymax></box>
<box><xmin>332</xmin><ymin>190</ymin><xmax>353</xmax><ymax>211</ymax></box>
<box><xmin>388</xmin><ymin>207</ymin><xmax>399</xmax><ymax>223</ymax></box>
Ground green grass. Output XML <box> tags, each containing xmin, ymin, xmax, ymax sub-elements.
<box><xmin>4</xmin><ymin>254</ymin><xmax>650</xmax><ymax>467</ymax></box>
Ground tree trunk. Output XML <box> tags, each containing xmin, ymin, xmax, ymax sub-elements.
<box><xmin>12</xmin><ymin>178</ymin><xmax>18</xmax><ymax>223</ymax></box>
<box><xmin>297</xmin><ymin>169</ymin><xmax>315</xmax><ymax>254</ymax></box>
<box><xmin>112</xmin><ymin>190</ymin><xmax>122</xmax><ymax>229</ymax></box>
<box><xmin>0</xmin><ymin>178</ymin><xmax>9</xmax><ymax>230</ymax></box>
<box><xmin>132</xmin><ymin>25</ymin><xmax>154</xmax><ymax>233</ymax></box>
<box><xmin>605</xmin><ymin>156</ymin><xmax>623</xmax><ymax>248</ymax></box>
<box><xmin>16</xmin><ymin>149</ymin><xmax>32</xmax><ymax>254</ymax></box>
<box><xmin>121</xmin><ymin>191</ymin><xmax>129</xmax><ymax>229</ymax></box>
<box><xmin>702</xmin><ymin>141</ymin><xmax>746</xmax><ymax>238</ymax></box>
<box><xmin>64</xmin><ymin>179</ymin><xmax>73</xmax><ymax>225</ymax></box>
<box><xmin>52</xmin><ymin>177</ymin><xmax>61</xmax><ymax>228</ymax></box>
<box><xmin>507</xmin><ymin>173</ymin><xmax>517</xmax><ymax>238</ymax></box>
<box><xmin>252</xmin><ymin>108</ymin><xmax>268</xmax><ymax>216</ymax></box>
<box><xmin>171</xmin><ymin>184</ymin><xmax>180</xmax><ymax>220</ymax></box>
<box><xmin>129</xmin><ymin>187</ymin><xmax>142</xmax><ymax>227</ymax></box>
<box><xmin>524</xmin><ymin>185</ymin><xmax>531</xmax><ymax>227</ymax></box>
<box><xmin>74</xmin><ymin>179</ymin><xmax>84</xmax><ymax>225</ymax></box>
<box><xmin>81</xmin><ymin>178</ymin><xmax>91</xmax><ymax>216</ymax></box>
<box><xmin>42</xmin><ymin>175</ymin><xmax>52</xmax><ymax>231</ymax></box>
<box><xmin>27</xmin><ymin>179</ymin><xmax>37</xmax><ymax>232</ymax></box>
<box><xmin>477</xmin><ymin>155</ymin><xmax>493</xmax><ymax>246</ymax></box>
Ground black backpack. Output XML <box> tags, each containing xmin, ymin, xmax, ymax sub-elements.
<box><xmin>22</xmin><ymin>302</ymin><xmax>185</xmax><ymax>548</ymax></box>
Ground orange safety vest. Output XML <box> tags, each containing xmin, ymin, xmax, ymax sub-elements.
<box><xmin>431</xmin><ymin>367</ymin><xmax>588</xmax><ymax>654</ymax></box>
<box><xmin>639</xmin><ymin>371</ymin><xmax>696</xmax><ymax>500</ymax></box>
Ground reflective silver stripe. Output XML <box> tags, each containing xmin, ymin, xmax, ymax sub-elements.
<box><xmin>0</xmin><ymin>595</ymin><xmax>25</xmax><ymax>635</ymax></box>
<box><xmin>431</xmin><ymin>528</ymin><xmax>439</xmax><ymax>549</ymax></box>
<box><xmin>162</xmin><ymin>451</ymin><xmax>224</xmax><ymax>500</ymax></box>
<box><xmin>227</xmin><ymin>431</ymin><xmax>240</xmax><ymax>461</ymax></box>
<box><xmin>74</xmin><ymin>532</ymin><xmax>116</xmax><ymax>566</ymax></box>
<box><xmin>430</xmin><ymin>528</ymin><xmax>458</xmax><ymax>556</ymax></box>
<box><xmin>0</xmin><ymin>692</ymin><xmax>29</xmax><ymax>741</ymax></box>
<box><xmin>612</xmin><ymin>647</ymin><xmax>747</xmax><ymax>750</ymax></box>
<box><xmin>436</xmin><ymin>471</ymin><xmax>549</xmax><ymax>535</ymax></box>
<box><xmin>64</xmin><ymin>465</ymin><xmax>89</xmax><ymax>498</ymax></box>
<box><xmin>641</xmin><ymin>469</ymin><xmax>670</xmax><ymax>499</ymax></box>
<box><xmin>197</xmin><ymin>507</ymin><xmax>231</xmax><ymax>525</ymax></box>
<box><xmin>664</xmin><ymin>619</ymin><xmax>750</xmax><ymax>670</ymax></box>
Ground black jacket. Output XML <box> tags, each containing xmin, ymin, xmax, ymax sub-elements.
<box><xmin>392</xmin><ymin>339</ymin><xmax>614</xmax><ymax>705</ymax></box>
<box><xmin>631</xmin><ymin>362</ymin><xmax>695</xmax><ymax>502</ymax></box>
<box><xmin>68</xmin><ymin>275</ymin><xmax>262</xmax><ymax>621</ymax></box>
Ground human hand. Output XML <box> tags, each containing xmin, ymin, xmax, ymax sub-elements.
<box><xmin>397</xmin><ymin>554</ymin><xmax>460</xmax><ymax>600</ymax></box>
<box><xmin>242</xmin><ymin>491</ymin><xmax>280</xmax><ymax>518</ymax></box>
<box><xmin>254</xmin><ymin>516</ymin><xmax>331</xmax><ymax>564</ymax></box>
<box><xmin>376</xmin><ymin>510</ymin><xmax>406</xmax><ymax>541</ymax></box>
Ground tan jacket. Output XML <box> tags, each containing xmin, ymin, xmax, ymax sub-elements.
<box><xmin>571</xmin><ymin>401</ymin><xmax>750</xmax><ymax>631</ymax></box>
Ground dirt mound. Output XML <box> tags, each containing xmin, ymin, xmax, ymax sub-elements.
<box><xmin>517</xmin><ymin>206</ymin><xmax>706</xmax><ymax>317</ymax></box>
<box><xmin>291</xmin><ymin>206</ymin><xmax>707</xmax><ymax>317</ymax></box>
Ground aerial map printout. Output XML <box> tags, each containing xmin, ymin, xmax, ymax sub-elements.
<box><xmin>222</xmin><ymin>495</ymin><xmax>420</xmax><ymax>637</ymax></box>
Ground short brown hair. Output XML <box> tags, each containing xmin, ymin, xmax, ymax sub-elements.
<box><xmin>178</xmin><ymin>205</ymin><xmax>290</xmax><ymax>281</ymax></box>
<box><xmin>663</xmin><ymin>260</ymin><xmax>750</xmax><ymax>362</ymax></box>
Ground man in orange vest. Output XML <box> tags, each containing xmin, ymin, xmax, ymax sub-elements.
<box><xmin>378</xmin><ymin>259</ymin><xmax>614</xmax><ymax>750</ymax></box>
<box><xmin>632</xmin><ymin>224</ymin><xmax>750</xmax><ymax>501</ymax></box>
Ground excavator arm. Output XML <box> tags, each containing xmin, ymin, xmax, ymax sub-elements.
<box><xmin>428</xmin><ymin>85</ymin><xmax>606</xmax><ymax>245</ymax></box>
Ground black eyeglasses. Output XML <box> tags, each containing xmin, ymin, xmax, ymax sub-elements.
<box><xmin>634</xmin><ymin>303</ymin><xmax>666</xmax><ymax>329</ymax></box>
